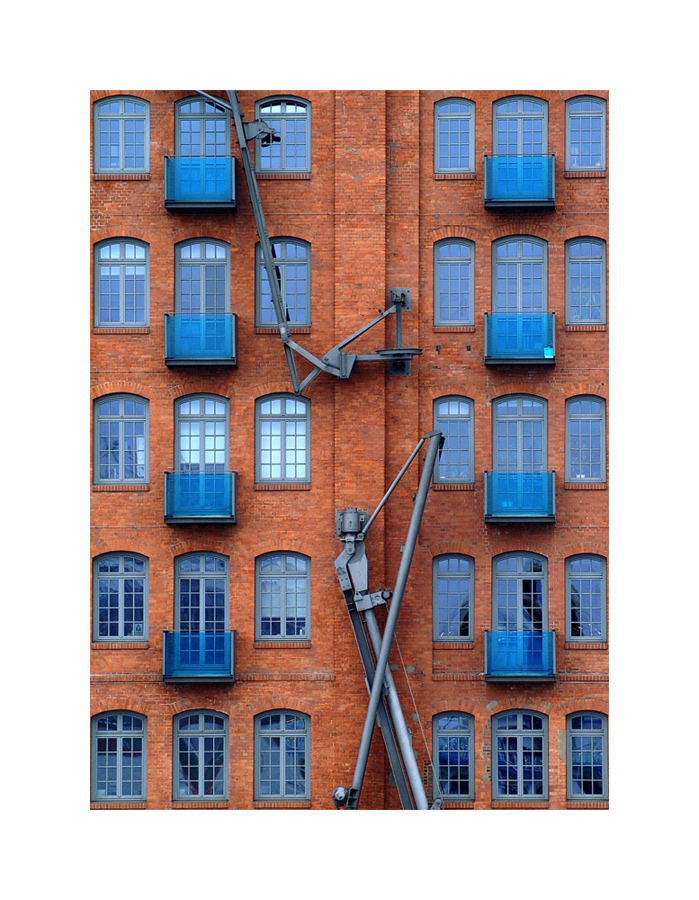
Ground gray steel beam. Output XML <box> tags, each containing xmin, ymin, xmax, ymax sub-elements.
<box><xmin>346</xmin><ymin>430</ymin><xmax>443</xmax><ymax>809</ymax></box>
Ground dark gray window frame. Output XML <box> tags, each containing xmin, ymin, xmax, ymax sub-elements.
<box><xmin>254</xmin><ymin>709</ymin><xmax>310</xmax><ymax>800</ymax></box>
<box><xmin>91</xmin><ymin>710</ymin><xmax>147</xmax><ymax>801</ymax></box>
<box><xmin>566</xmin><ymin>711</ymin><xmax>608</xmax><ymax>800</ymax></box>
<box><xmin>255</xmin><ymin>551</ymin><xmax>311</xmax><ymax>641</ymax></box>
<box><xmin>172</xmin><ymin>709</ymin><xmax>229</xmax><ymax>800</ymax></box>
<box><xmin>434</xmin><ymin>98</ymin><xmax>475</xmax><ymax>173</ymax></box>
<box><xmin>255</xmin><ymin>237</ymin><xmax>311</xmax><ymax>327</ymax></box>
<box><xmin>565</xmin><ymin>554</ymin><xmax>607</xmax><ymax>642</ymax></box>
<box><xmin>492</xmin><ymin>709</ymin><xmax>548</xmax><ymax>801</ymax></box>
<box><xmin>565</xmin><ymin>96</ymin><xmax>607</xmax><ymax>172</ymax></box>
<box><xmin>433</xmin><ymin>554</ymin><xmax>474</xmax><ymax>642</ymax></box>
<box><xmin>174</xmin><ymin>393</ymin><xmax>229</xmax><ymax>474</ymax></box>
<box><xmin>175</xmin><ymin>238</ymin><xmax>231</xmax><ymax>315</ymax></box>
<box><xmin>492</xmin><ymin>394</ymin><xmax>547</xmax><ymax>474</ymax></box>
<box><xmin>174</xmin><ymin>95</ymin><xmax>230</xmax><ymax>157</ymax></box>
<box><xmin>255</xmin><ymin>393</ymin><xmax>311</xmax><ymax>484</ymax></box>
<box><xmin>565</xmin><ymin>237</ymin><xmax>606</xmax><ymax>324</ymax></box>
<box><xmin>94</xmin><ymin>96</ymin><xmax>150</xmax><ymax>174</ymax></box>
<box><xmin>492</xmin><ymin>96</ymin><xmax>548</xmax><ymax>155</ymax></box>
<box><xmin>434</xmin><ymin>239</ymin><xmax>475</xmax><ymax>326</ymax></box>
<box><xmin>432</xmin><ymin>712</ymin><xmax>475</xmax><ymax>800</ymax></box>
<box><xmin>94</xmin><ymin>238</ymin><xmax>149</xmax><ymax>327</ymax></box>
<box><xmin>175</xmin><ymin>552</ymin><xmax>230</xmax><ymax>632</ymax></box>
<box><xmin>93</xmin><ymin>552</ymin><xmax>149</xmax><ymax>642</ymax></box>
<box><xmin>434</xmin><ymin>395</ymin><xmax>475</xmax><ymax>484</ymax></box>
<box><xmin>94</xmin><ymin>393</ymin><xmax>149</xmax><ymax>485</ymax></box>
<box><xmin>565</xmin><ymin>395</ymin><xmax>606</xmax><ymax>484</ymax></box>
<box><xmin>491</xmin><ymin>236</ymin><xmax>548</xmax><ymax>314</ymax></box>
<box><xmin>492</xmin><ymin>552</ymin><xmax>548</xmax><ymax>632</ymax></box>
<box><xmin>255</xmin><ymin>96</ymin><xmax>311</xmax><ymax>173</ymax></box>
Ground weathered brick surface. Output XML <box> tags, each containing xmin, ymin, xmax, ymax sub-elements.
<box><xmin>91</xmin><ymin>90</ymin><xmax>608</xmax><ymax>810</ymax></box>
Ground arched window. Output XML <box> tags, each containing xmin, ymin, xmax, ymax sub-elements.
<box><xmin>434</xmin><ymin>239</ymin><xmax>474</xmax><ymax>325</ymax></box>
<box><xmin>255</xmin><ymin>394</ymin><xmax>310</xmax><ymax>483</ymax></box>
<box><xmin>493</xmin><ymin>395</ymin><xmax>546</xmax><ymax>473</ymax></box>
<box><xmin>256</xmin><ymin>552</ymin><xmax>310</xmax><ymax>640</ymax></box>
<box><xmin>93</xmin><ymin>552</ymin><xmax>148</xmax><ymax>641</ymax></box>
<box><xmin>434</xmin><ymin>396</ymin><xmax>474</xmax><ymax>484</ymax></box>
<box><xmin>175</xmin><ymin>96</ymin><xmax>229</xmax><ymax>157</ymax></box>
<box><xmin>566</xmin><ymin>238</ymin><xmax>606</xmax><ymax>324</ymax></box>
<box><xmin>94</xmin><ymin>96</ymin><xmax>149</xmax><ymax>173</ymax></box>
<box><xmin>566</xmin><ymin>555</ymin><xmax>607</xmax><ymax>642</ymax></box>
<box><xmin>256</xmin><ymin>238</ymin><xmax>310</xmax><ymax>326</ymax></box>
<box><xmin>433</xmin><ymin>555</ymin><xmax>474</xmax><ymax>641</ymax></box>
<box><xmin>566</xmin><ymin>97</ymin><xmax>606</xmax><ymax>171</ymax></box>
<box><xmin>94</xmin><ymin>239</ymin><xmax>149</xmax><ymax>327</ymax></box>
<box><xmin>92</xmin><ymin>711</ymin><xmax>146</xmax><ymax>800</ymax></box>
<box><xmin>492</xmin><ymin>553</ymin><xmax>548</xmax><ymax>633</ymax></box>
<box><xmin>434</xmin><ymin>98</ymin><xmax>475</xmax><ymax>173</ymax></box>
<box><xmin>565</xmin><ymin>396</ymin><xmax>606</xmax><ymax>483</ymax></box>
<box><xmin>256</xmin><ymin>97</ymin><xmax>310</xmax><ymax>172</ymax></box>
<box><xmin>492</xmin><ymin>710</ymin><xmax>547</xmax><ymax>799</ymax></box>
<box><xmin>493</xmin><ymin>96</ymin><xmax>548</xmax><ymax>155</ymax></box>
<box><xmin>175</xmin><ymin>552</ymin><xmax>229</xmax><ymax>637</ymax></box>
<box><xmin>492</xmin><ymin>236</ymin><xmax>547</xmax><ymax>314</ymax></box>
<box><xmin>255</xmin><ymin>710</ymin><xmax>310</xmax><ymax>799</ymax></box>
<box><xmin>173</xmin><ymin>710</ymin><xmax>228</xmax><ymax>799</ymax></box>
<box><xmin>567</xmin><ymin>712</ymin><xmax>608</xmax><ymax>799</ymax></box>
<box><xmin>94</xmin><ymin>394</ymin><xmax>148</xmax><ymax>484</ymax></box>
<box><xmin>175</xmin><ymin>394</ymin><xmax>228</xmax><ymax>474</ymax></box>
<box><xmin>433</xmin><ymin>713</ymin><xmax>474</xmax><ymax>799</ymax></box>
<box><xmin>175</xmin><ymin>239</ymin><xmax>230</xmax><ymax>315</ymax></box>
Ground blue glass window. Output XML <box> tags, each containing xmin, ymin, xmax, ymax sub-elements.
<box><xmin>257</xmin><ymin>239</ymin><xmax>310</xmax><ymax>326</ymax></box>
<box><xmin>94</xmin><ymin>97</ymin><xmax>149</xmax><ymax>173</ymax></box>
<box><xmin>493</xmin><ymin>97</ymin><xmax>547</xmax><ymax>155</ymax></box>
<box><xmin>567</xmin><ymin>712</ymin><xmax>608</xmax><ymax>799</ymax></box>
<box><xmin>95</xmin><ymin>239</ymin><xmax>148</xmax><ymax>327</ymax></box>
<box><xmin>566</xmin><ymin>238</ymin><xmax>605</xmax><ymax>323</ymax></box>
<box><xmin>94</xmin><ymin>553</ymin><xmax>147</xmax><ymax>641</ymax></box>
<box><xmin>566</xmin><ymin>555</ymin><xmax>606</xmax><ymax>641</ymax></box>
<box><xmin>256</xmin><ymin>395</ymin><xmax>310</xmax><ymax>483</ymax></box>
<box><xmin>175</xmin><ymin>97</ymin><xmax>229</xmax><ymax>157</ymax></box>
<box><xmin>255</xmin><ymin>711</ymin><xmax>309</xmax><ymax>799</ymax></box>
<box><xmin>566</xmin><ymin>396</ymin><xmax>605</xmax><ymax>482</ymax></box>
<box><xmin>566</xmin><ymin>98</ymin><xmax>606</xmax><ymax>171</ymax></box>
<box><xmin>92</xmin><ymin>712</ymin><xmax>146</xmax><ymax>800</ymax></box>
<box><xmin>434</xmin><ymin>99</ymin><xmax>474</xmax><ymax>172</ymax></box>
<box><xmin>95</xmin><ymin>394</ymin><xmax>148</xmax><ymax>484</ymax></box>
<box><xmin>433</xmin><ymin>555</ymin><xmax>473</xmax><ymax>640</ymax></box>
<box><xmin>434</xmin><ymin>396</ymin><xmax>474</xmax><ymax>483</ymax></box>
<box><xmin>434</xmin><ymin>240</ymin><xmax>474</xmax><ymax>325</ymax></box>
<box><xmin>174</xmin><ymin>711</ymin><xmax>227</xmax><ymax>799</ymax></box>
<box><xmin>256</xmin><ymin>553</ymin><xmax>309</xmax><ymax>639</ymax></box>
<box><xmin>434</xmin><ymin>713</ymin><xmax>474</xmax><ymax>799</ymax></box>
<box><xmin>493</xmin><ymin>710</ymin><xmax>547</xmax><ymax>799</ymax></box>
<box><xmin>257</xmin><ymin>98</ymin><xmax>310</xmax><ymax>172</ymax></box>
<box><xmin>493</xmin><ymin>237</ymin><xmax>546</xmax><ymax>314</ymax></box>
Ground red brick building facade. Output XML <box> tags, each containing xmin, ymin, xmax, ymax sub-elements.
<box><xmin>90</xmin><ymin>89</ymin><xmax>608</xmax><ymax>810</ymax></box>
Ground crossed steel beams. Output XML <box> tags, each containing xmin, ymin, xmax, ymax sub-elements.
<box><xmin>333</xmin><ymin>431</ymin><xmax>444</xmax><ymax>809</ymax></box>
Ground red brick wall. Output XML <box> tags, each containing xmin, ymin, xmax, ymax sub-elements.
<box><xmin>91</xmin><ymin>90</ymin><xmax>608</xmax><ymax>810</ymax></box>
